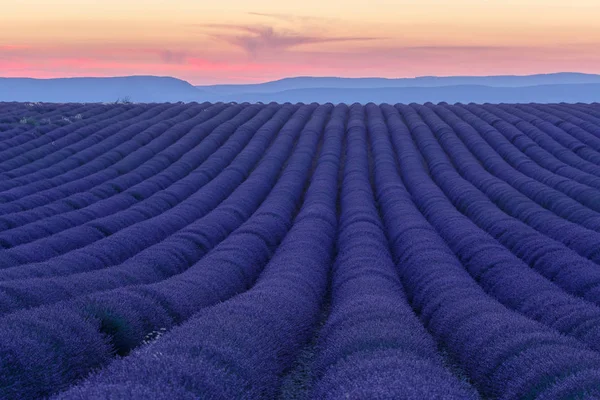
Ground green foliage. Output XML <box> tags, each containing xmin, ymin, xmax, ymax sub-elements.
<box><xmin>114</xmin><ymin>96</ymin><xmax>133</xmax><ymax>104</ymax></box>
<box><xmin>19</xmin><ymin>117</ymin><xmax>38</xmax><ymax>126</ymax></box>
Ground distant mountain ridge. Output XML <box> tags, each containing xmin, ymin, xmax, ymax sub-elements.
<box><xmin>197</xmin><ymin>73</ymin><xmax>600</xmax><ymax>94</ymax></box>
<box><xmin>1</xmin><ymin>73</ymin><xmax>600</xmax><ymax>103</ymax></box>
<box><xmin>0</xmin><ymin>76</ymin><xmax>205</xmax><ymax>103</ymax></box>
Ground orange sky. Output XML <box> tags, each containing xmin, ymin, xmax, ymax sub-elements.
<box><xmin>2</xmin><ymin>0</ymin><xmax>600</xmax><ymax>84</ymax></box>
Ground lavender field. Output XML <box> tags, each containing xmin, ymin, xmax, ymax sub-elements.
<box><xmin>3</xmin><ymin>101</ymin><xmax>600</xmax><ymax>399</ymax></box>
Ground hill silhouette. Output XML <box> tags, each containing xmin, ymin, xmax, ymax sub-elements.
<box><xmin>0</xmin><ymin>76</ymin><xmax>205</xmax><ymax>103</ymax></box>
<box><xmin>2</xmin><ymin>73</ymin><xmax>600</xmax><ymax>103</ymax></box>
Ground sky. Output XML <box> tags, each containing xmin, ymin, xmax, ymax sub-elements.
<box><xmin>2</xmin><ymin>0</ymin><xmax>600</xmax><ymax>84</ymax></box>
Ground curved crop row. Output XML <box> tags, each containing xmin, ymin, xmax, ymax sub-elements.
<box><xmin>0</xmin><ymin>104</ymin><xmax>214</xmax><ymax>205</ymax></box>
<box><xmin>380</xmin><ymin>103</ymin><xmax>600</xmax><ymax>352</ymax></box>
<box><xmin>0</xmin><ymin>104</ymin><xmax>311</xmax><ymax>315</ymax></box>
<box><xmin>416</xmin><ymin>104</ymin><xmax>600</xmax><ymax>263</ymax></box>
<box><xmin>0</xmin><ymin>104</ymin><xmax>152</xmax><ymax>178</ymax></box>
<box><xmin>398</xmin><ymin>104</ymin><xmax>600</xmax><ymax>308</ymax></box>
<box><xmin>310</xmin><ymin>104</ymin><xmax>478</xmax><ymax>399</ymax></box>
<box><xmin>379</xmin><ymin>104</ymin><xmax>600</xmax><ymax>399</ymax></box>
<box><xmin>1</xmin><ymin>102</ymin><xmax>600</xmax><ymax>399</ymax></box>
<box><xmin>51</xmin><ymin>104</ymin><xmax>342</xmax><ymax>400</ymax></box>
<box><xmin>0</xmin><ymin>104</ymin><xmax>270</xmax><ymax>248</ymax></box>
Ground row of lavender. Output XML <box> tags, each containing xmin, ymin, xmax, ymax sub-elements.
<box><xmin>1</xmin><ymin>101</ymin><xmax>600</xmax><ymax>399</ymax></box>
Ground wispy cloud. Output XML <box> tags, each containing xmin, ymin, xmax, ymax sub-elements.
<box><xmin>198</xmin><ymin>23</ymin><xmax>380</xmax><ymax>57</ymax></box>
<box><xmin>158</xmin><ymin>50</ymin><xmax>189</xmax><ymax>64</ymax></box>
<box><xmin>247</xmin><ymin>12</ymin><xmax>299</xmax><ymax>22</ymax></box>
<box><xmin>0</xmin><ymin>44</ymin><xmax>30</xmax><ymax>59</ymax></box>
<box><xmin>247</xmin><ymin>12</ymin><xmax>333</xmax><ymax>24</ymax></box>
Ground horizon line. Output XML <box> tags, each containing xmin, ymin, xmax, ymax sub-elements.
<box><xmin>1</xmin><ymin>71</ymin><xmax>597</xmax><ymax>86</ymax></box>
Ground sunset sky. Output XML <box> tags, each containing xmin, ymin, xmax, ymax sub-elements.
<box><xmin>2</xmin><ymin>0</ymin><xmax>600</xmax><ymax>84</ymax></box>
